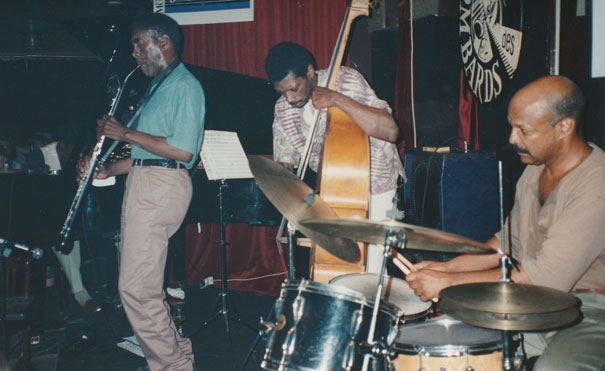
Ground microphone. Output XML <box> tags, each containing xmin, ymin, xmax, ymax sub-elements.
<box><xmin>0</xmin><ymin>238</ymin><xmax>44</xmax><ymax>259</ymax></box>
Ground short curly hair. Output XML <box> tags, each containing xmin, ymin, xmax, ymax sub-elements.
<box><xmin>265</xmin><ymin>42</ymin><xmax>317</xmax><ymax>82</ymax></box>
<box><xmin>132</xmin><ymin>13</ymin><xmax>183</xmax><ymax>56</ymax></box>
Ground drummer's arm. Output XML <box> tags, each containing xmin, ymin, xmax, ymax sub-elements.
<box><xmin>422</xmin><ymin>236</ymin><xmax>531</xmax><ymax>282</ymax></box>
<box><xmin>407</xmin><ymin>237</ymin><xmax>531</xmax><ymax>301</ymax></box>
<box><xmin>411</xmin><ymin>236</ymin><xmax>507</xmax><ymax>273</ymax></box>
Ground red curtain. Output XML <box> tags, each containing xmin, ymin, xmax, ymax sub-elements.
<box><xmin>457</xmin><ymin>70</ymin><xmax>480</xmax><ymax>150</ymax></box>
<box><xmin>185</xmin><ymin>224</ymin><xmax>287</xmax><ymax>296</ymax></box>
<box><xmin>394</xmin><ymin>0</ymin><xmax>416</xmax><ymax>158</ymax></box>
<box><xmin>181</xmin><ymin>0</ymin><xmax>347</xmax><ymax>79</ymax></box>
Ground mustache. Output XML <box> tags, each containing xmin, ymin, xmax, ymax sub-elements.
<box><xmin>505</xmin><ymin>144</ymin><xmax>530</xmax><ymax>155</ymax></box>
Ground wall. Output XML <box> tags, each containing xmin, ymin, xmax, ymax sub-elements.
<box><xmin>180</xmin><ymin>0</ymin><xmax>348</xmax><ymax>79</ymax></box>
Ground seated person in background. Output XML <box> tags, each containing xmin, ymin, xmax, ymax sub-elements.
<box><xmin>406</xmin><ymin>76</ymin><xmax>605</xmax><ymax>370</ymax></box>
<box><xmin>23</xmin><ymin>127</ymin><xmax>101</xmax><ymax>314</ymax></box>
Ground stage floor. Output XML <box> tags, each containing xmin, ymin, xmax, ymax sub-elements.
<box><xmin>20</xmin><ymin>284</ymin><xmax>277</xmax><ymax>371</ymax></box>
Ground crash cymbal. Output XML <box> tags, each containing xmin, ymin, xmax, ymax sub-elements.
<box><xmin>439</xmin><ymin>282</ymin><xmax>581</xmax><ymax>331</ymax></box>
<box><xmin>299</xmin><ymin>218</ymin><xmax>492</xmax><ymax>254</ymax></box>
<box><xmin>248</xmin><ymin>156</ymin><xmax>359</xmax><ymax>262</ymax></box>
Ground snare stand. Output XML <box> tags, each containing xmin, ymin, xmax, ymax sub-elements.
<box><xmin>196</xmin><ymin>180</ymin><xmax>256</xmax><ymax>341</ymax></box>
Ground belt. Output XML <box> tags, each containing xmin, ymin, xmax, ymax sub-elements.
<box><xmin>573</xmin><ymin>288</ymin><xmax>605</xmax><ymax>294</ymax></box>
<box><xmin>132</xmin><ymin>159</ymin><xmax>186</xmax><ymax>169</ymax></box>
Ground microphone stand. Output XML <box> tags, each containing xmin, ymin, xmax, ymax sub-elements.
<box><xmin>0</xmin><ymin>239</ymin><xmax>44</xmax><ymax>358</ymax></box>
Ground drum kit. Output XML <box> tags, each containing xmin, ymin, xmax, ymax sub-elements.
<box><xmin>248</xmin><ymin>156</ymin><xmax>581</xmax><ymax>371</ymax></box>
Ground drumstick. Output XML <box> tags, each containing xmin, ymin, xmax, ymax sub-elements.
<box><xmin>392</xmin><ymin>256</ymin><xmax>411</xmax><ymax>275</ymax></box>
<box><xmin>394</xmin><ymin>252</ymin><xmax>414</xmax><ymax>271</ymax></box>
<box><xmin>394</xmin><ymin>252</ymin><xmax>439</xmax><ymax>303</ymax></box>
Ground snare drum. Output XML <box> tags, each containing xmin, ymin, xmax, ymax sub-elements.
<box><xmin>261</xmin><ymin>280</ymin><xmax>401</xmax><ymax>371</ymax></box>
<box><xmin>393</xmin><ymin>316</ymin><xmax>503</xmax><ymax>370</ymax></box>
<box><xmin>330</xmin><ymin>273</ymin><xmax>432</xmax><ymax>323</ymax></box>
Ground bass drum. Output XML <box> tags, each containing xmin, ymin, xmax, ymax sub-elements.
<box><xmin>392</xmin><ymin>316</ymin><xmax>503</xmax><ymax>370</ymax></box>
<box><xmin>330</xmin><ymin>273</ymin><xmax>432</xmax><ymax>324</ymax></box>
<box><xmin>261</xmin><ymin>280</ymin><xmax>401</xmax><ymax>371</ymax></box>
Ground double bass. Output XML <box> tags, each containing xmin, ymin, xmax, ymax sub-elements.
<box><xmin>310</xmin><ymin>0</ymin><xmax>371</xmax><ymax>283</ymax></box>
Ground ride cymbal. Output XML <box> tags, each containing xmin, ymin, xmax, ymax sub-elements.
<box><xmin>248</xmin><ymin>156</ymin><xmax>359</xmax><ymax>262</ymax></box>
<box><xmin>299</xmin><ymin>218</ymin><xmax>493</xmax><ymax>254</ymax></box>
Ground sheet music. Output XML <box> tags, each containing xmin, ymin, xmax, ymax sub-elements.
<box><xmin>200</xmin><ymin>130</ymin><xmax>253</xmax><ymax>180</ymax></box>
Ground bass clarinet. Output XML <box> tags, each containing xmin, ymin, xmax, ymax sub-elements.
<box><xmin>56</xmin><ymin>66</ymin><xmax>139</xmax><ymax>254</ymax></box>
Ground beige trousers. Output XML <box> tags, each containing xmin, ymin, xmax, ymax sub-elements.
<box><xmin>118</xmin><ymin>166</ymin><xmax>194</xmax><ymax>371</ymax></box>
<box><xmin>524</xmin><ymin>291</ymin><xmax>605</xmax><ymax>371</ymax></box>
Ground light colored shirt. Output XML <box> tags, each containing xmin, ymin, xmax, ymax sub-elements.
<box><xmin>500</xmin><ymin>144</ymin><xmax>605</xmax><ymax>291</ymax></box>
<box><xmin>132</xmin><ymin>62</ymin><xmax>205</xmax><ymax>169</ymax></box>
<box><xmin>272</xmin><ymin>66</ymin><xmax>404</xmax><ymax>195</ymax></box>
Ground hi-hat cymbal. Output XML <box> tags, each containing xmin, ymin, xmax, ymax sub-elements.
<box><xmin>248</xmin><ymin>156</ymin><xmax>359</xmax><ymax>262</ymax></box>
<box><xmin>439</xmin><ymin>282</ymin><xmax>581</xmax><ymax>331</ymax></box>
<box><xmin>299</xmin><ymin>218</ymin><xmax>492</xmax><ymax>254</ymax></box>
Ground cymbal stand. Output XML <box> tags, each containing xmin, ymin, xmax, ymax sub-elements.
<box><xmin>197</xmin><ymin>180</ymin><xmax>256</xmax><ymax>341</ymax></box>
<box><xmin>286</xmin><ymin>221</ymin><xmax>296</xmax><ymax>280</ymax></box>
<box><xmin>360</xmin><ymin>229</ymin><xmax>405</xmax><ymax>371</ymax></box>
<box><xmin>496</xmin><ymin>161</ymin><xmax>522</xmax><ymax>371</ymax></box>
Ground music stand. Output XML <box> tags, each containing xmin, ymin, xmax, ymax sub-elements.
<box><xmin>195</xmin><ymin>131</ymin><xmax>258</xmax><ymax>339</ymax></box>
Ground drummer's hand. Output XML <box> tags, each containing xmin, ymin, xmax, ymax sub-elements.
<box><xmin>406</xmin><ymin>269</ymin><xmax>451</xmax><ymax>302</ymax></box>
<box><xmin>410</xmin><ymin>260</ymin><xmax>448</xmax><ymax>273</ymax></box>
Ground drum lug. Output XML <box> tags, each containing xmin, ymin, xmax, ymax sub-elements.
<box><xmin>279</xmin><ymin>327</ymin><xmax>297</xmax><ymax>366</ymax></box>
<box><xmin>342</xmin><ymin>341</ymin><xmax>356</xmax><ymax>371</ymax></box>
<box><xmin>292</xmin><ymin>294</ymin><xmax>306</xmax><ymax>323</ymax></box>
<box><xmin>349</xmin><ymin>308</ymin><xmax>363</xmax><ymax>337</ymax></box>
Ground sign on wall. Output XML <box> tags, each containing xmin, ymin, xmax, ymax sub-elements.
<box><xmin>154</xmin><ymin>0</ymin><xmax>254</xmax><ymax>25</ymax></box>
<box><xmin>459</xmin><ymin>0</ymin><xmax>523</xmax><ymax>104</ymax></box>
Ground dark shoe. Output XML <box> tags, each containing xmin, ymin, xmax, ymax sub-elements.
<box><xmin>81</xmin><ymin>299</ymin><xmax>102</xmax><ymax>314</ymax></box>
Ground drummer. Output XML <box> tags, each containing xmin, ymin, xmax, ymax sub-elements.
<box><xmin>406</xmin><ymin>76</ymin><xmax>605</xmax><ymax>370</ymax></box>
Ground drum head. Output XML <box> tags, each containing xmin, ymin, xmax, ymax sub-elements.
<box><xmin>329</xmin><ymin>273</ymin><xmax>432</xmax><ymax>316</ymax></box>
<box><xmin>283</xmin><ymin>279</ymin><xmax>401</xmax><ymax>318</ymax></box>
<box><xmin>395</xmin><ymin>316</ymin><xmax>502</xmax><ymax>356</ymax></box>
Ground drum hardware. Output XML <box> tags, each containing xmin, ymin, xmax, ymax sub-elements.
<box><xmin>261</xmin><ymin>280</ymin><xmax>401</xmax><ymax>370</ymax></box>
<box><xmin>358</xmin><ymin>229</ymin><xmax>407</xmax><ymax>371</ymax></box>
<box><xmin>286</xmin><ymin>221</ymin><xmax>297</xmax><ymax>279</ymax></box>
<box><xmin>248</xmin><ymin>155</ymin><xmax>359</xmax><ymax>264</ymax></box>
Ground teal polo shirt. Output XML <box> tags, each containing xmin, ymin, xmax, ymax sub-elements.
<box><xmin>131</xmin><ymin>62</ymin><xmax>205</xmax><ymax>169</ymax></box>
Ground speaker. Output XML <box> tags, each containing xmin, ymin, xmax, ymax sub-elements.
<box><xmin>403</xmin><ymin>149</ymin><xmax>500</xmax><ymax>243</ymax></box>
